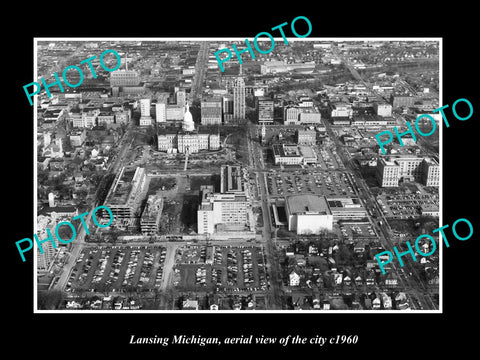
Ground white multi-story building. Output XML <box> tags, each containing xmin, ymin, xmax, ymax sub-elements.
<box><xmin>197</xmin><ymin>166</ymin><xmax>251</xmax><ymax>235</ymax></box>
<box><xmin>376</xmin><ymin>156</ymin><xmax>440</xmax><ymax>187</ymax></box>
<box><xmin>156</xmin><ymin>102</ymin><xmax>166</xmax><ymax>123</ymax></box>
<box><xmin>374</xmin><ymin>102</ymin><xmax>393</xmax><ymax>117</ymax></box>
<box><xmin>139</xmin><ymin>99</ymin><xmax>153</xmax><ymax>126</ymax></box>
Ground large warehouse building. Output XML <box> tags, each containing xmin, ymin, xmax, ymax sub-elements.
<box><xmin>285</xmin><ymin>194</ymin><xmax>333</xmax><ymax>234</ymax></box>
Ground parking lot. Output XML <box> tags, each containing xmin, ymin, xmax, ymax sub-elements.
<box><xmin>377</xmin><ymin>191</ymin><xmax>439</xmax><ymax>219</ymax></box>
<box><xmin>338</xmin><ymin>222</ymin><xmax>378</xmax><ymax>240</ymax></box>
<box><xmin>65</xmin><ymin>245</ymin><xmax>167</xmax><ymax>293</ymax></box>
<box><xmin>173</xmin><ymin>245</ymin><xmax>268</xmax><ymax>293</ymax></box>
<box><xmin>266</xmin><ymin>170</ymin><xmax>356</xmax><ymax>198</ymax></box>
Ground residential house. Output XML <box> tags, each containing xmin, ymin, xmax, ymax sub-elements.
<box><xmin>289</xmin><ymin>270</ymin><xmax>300</xmax><ymax>286</ymax></box>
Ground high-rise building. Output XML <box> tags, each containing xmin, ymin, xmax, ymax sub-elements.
<box><xmin>201</xmin><ymin>97</ymin><xmax>223</xmax><ymax>125</ymax></box>
<box><xmin>233</xmin><ymin>77</ymin><xmax>246</xmax><ymax>120</ymax></box>
<box><xmin>36</xmin><ymin>215</ymin><xmax>58</xmax><ymax>272</ymax></box>
<box><xmin>156</xmin><ymin>102</ymin><xmax>166</xmax><ymax>123</ymax></box>
<box><xmin>256</xmin><ymin>96</ymin><xmax>274</xmax><ymax>125</ymax></box>
<box><xmin>139</xmin><ymin>99</ymin><xmax>153</xmax><ymax>126</ymax></box>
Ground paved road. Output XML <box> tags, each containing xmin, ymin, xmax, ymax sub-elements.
<box><xmin>53</xmin><ymin>124</ymin><xmax>134</xmax><ymax>291</ymax></box>
<box><xmin>247</xmin><ymin>122</ymin><xmax>284</xmax><ymax>309</ymax></box>
<box><xmin>190</xmin><ymin>42</ymin><xmax>209</xmax><ymax>101</ymax></box>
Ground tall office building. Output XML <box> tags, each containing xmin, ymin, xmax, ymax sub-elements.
<box><xmin>233</xmin><ymin>77</ymin><xmax>246</xmax><ymax>120</ymax></box>
<box><xmin>256</xmin><ymin>96</ymin><xmax>274</xmax><ymax>125</ymax></box>
<box><xmin>201</xmin><ymin>97</ymin><xmax>223</xmax><ymax>125</ymax></box>
<box><xmin>139</xmin><ymin>99</ymin><xmax>153</xmax><ymax>126</ymax></box>
<box><xmin>156</xmin><ymin>102</ymin><xmax>166</xmax><ymax>123</ymax></box>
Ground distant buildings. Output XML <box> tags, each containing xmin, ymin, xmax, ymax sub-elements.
<box><xmin>110</xmin><ymin>70</ymin><xmax>140</xmax><ymax>87</ymax></box>
<box><xmin>233</xmin><ymin>77</ymin><xmax>246</xmax><ymax>120</ymax></box>
<box><xmin>376</xmin><ymin>156</ymin><xmax>440</xmax><ymax>187</ymax></box>
<box><xmin>260</xmin><ymin>61</ymin><xmax>315</xmax><ymax>75</ymax></box>
<box><xmin>392</xmin><ymin>95</ymin><xmax>417</xmax><ymax>109</ymax></box>
<box><xmin>285</xmin><ymin>194</ymin><xmax>333</xmax><ymax>234</ymax></box>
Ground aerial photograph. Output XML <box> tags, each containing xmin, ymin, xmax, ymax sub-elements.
<box><xmin>34</xmin><ymin>38</ymin><xmax>440</xmax><ymax>311</ymax></box>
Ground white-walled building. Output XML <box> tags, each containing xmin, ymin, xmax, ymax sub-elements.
<box><xmin>285</xmin><ymin>195</ymin><xmax>333</xmax><ymax>234</ymax></box>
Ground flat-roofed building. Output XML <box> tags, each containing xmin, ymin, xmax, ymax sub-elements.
<box><xmin>201</xmin><ymin>97</ymin><xmax>223</xmax><ymax>125</ymax></box>
<box><xmin>272</xmin><ymin>144</ymin><xmax>317</xmax><ymax>165</ymax></box>
<box><xmin>256</xmin><ymin>96</ymin><xmax>274</xmax><ymax>125</ymax></box>
<box><xmin>197</xmin><ymin>166</ymin><xmax>252</xmax><ymax>235</ymax></box>
<box><xmin>69</xmin><ymin>129</ymin><xmax>86</xmax><ymax>147</ymax></box>
<box><xmin>273</xmin><ymin>144</ymin><xmax>303</xmax><ymax>165</ymax></box>
<box><xmin>103</xmin><ymin>167</ymin><xmax>147</xmax><ymax>224</ymax></box>
<box><xmin>220</xmin><ymin>165</ymin><xmax>244</xmax><ymax>194</ymax></box>
<box><xmin>377</xmin><ymin>156</ymin><xmax>440</xmax><ymax>187</ymax></box>
<box><xmin>422</xmin><ymin>157</ymin><xmax>440</xmax><ymax>187</ymax></box>
<box><xmin>376</xmin><ymin>158</ymin><xmax>400</xmax><ymax>187</ymax></box>
<box><xmin>140</xmin><ymin>195</ymin><xmax>163</xmax><ymax>234</ymax></box>
<box><xmin>285</xmin><ymin>195</ymin><xmax>333</xmax><ymax>234</ymax></box>
<box><xmin>284</xmin><ymin>106</ymin><xmax>301</xmax><ymax>125</ymax></box>
<box><xmin>297</xmin><ymin>129</ymin><xmax>316</xmax><ymax>145</ymax></box>
<box><xmin>110</xmin><ymin>70</ymin><xmax>140</xmax><ymax>87</ymax></box>
<box><xmin>327</xmin><ymin>197</ymin><xmax>367</xmax><ymax>221</ymax></box>
<box><xmin>97</xmin><ymin>112</ymin><xmax>115</xmax><ymax>126</ymax></box>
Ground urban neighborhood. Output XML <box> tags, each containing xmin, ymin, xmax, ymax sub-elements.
<box><xmin>35</xmin><ymin>39</ymin><xmax>440</xmax><ymax>311</ymax></box>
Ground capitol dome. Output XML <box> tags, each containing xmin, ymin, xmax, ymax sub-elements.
<box><xmin>182</xmin><ymin>103</ymin><xmax>195</xmax><ymax>132</ymax></box>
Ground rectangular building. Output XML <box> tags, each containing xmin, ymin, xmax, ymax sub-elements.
<box><xmin>376</xmin><ymin>156</ymin><xmax>439</xmax><ymax>187</ymax></box>
<box><xmin>286</xmin><ymin>195</ymin><xmax>333</xmax><ymax>234</ymax></box>
<box><xmin>140</xmin><ymin>195</ymin><xmax>163</xmax><ymax>234</ymax></box>
<box><xmin>297</xmin><ymin>129</ymin><xmax>316</xmax><ymax>145</ymax></box>
<box><xmin>256</xmin><ymin>96</ymin><xmax>274</xmax><ymax>125</ymax></box>
<box><xmin>103</xmin><ymin>167</ymin><xmax>148</xmax><ymax>224</ymax></box>
<box><xmin>201</xmin><ymin>97</ymin><xmax>223</xmax><ymax>125</ymax></box>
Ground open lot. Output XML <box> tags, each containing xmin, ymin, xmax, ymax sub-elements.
<box><xmin>266</xmin><ymin>170</ymin><xmax>356</xmax><ymax>198</ymax></box>
<box><xmin>65</xmin><ymin>245</ymin><xmax>167</xmax><ymax>293</ymax></box>
<box><xmin>173</xmin><ymin>245</ymin><xmax>268</xmax><ymax>293</ymax></box>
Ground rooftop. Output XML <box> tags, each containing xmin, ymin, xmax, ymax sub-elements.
<box><xmin>286</xmin><ymin>194</ymin><xmax>332</xmax><ymax>215</ymax></box>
